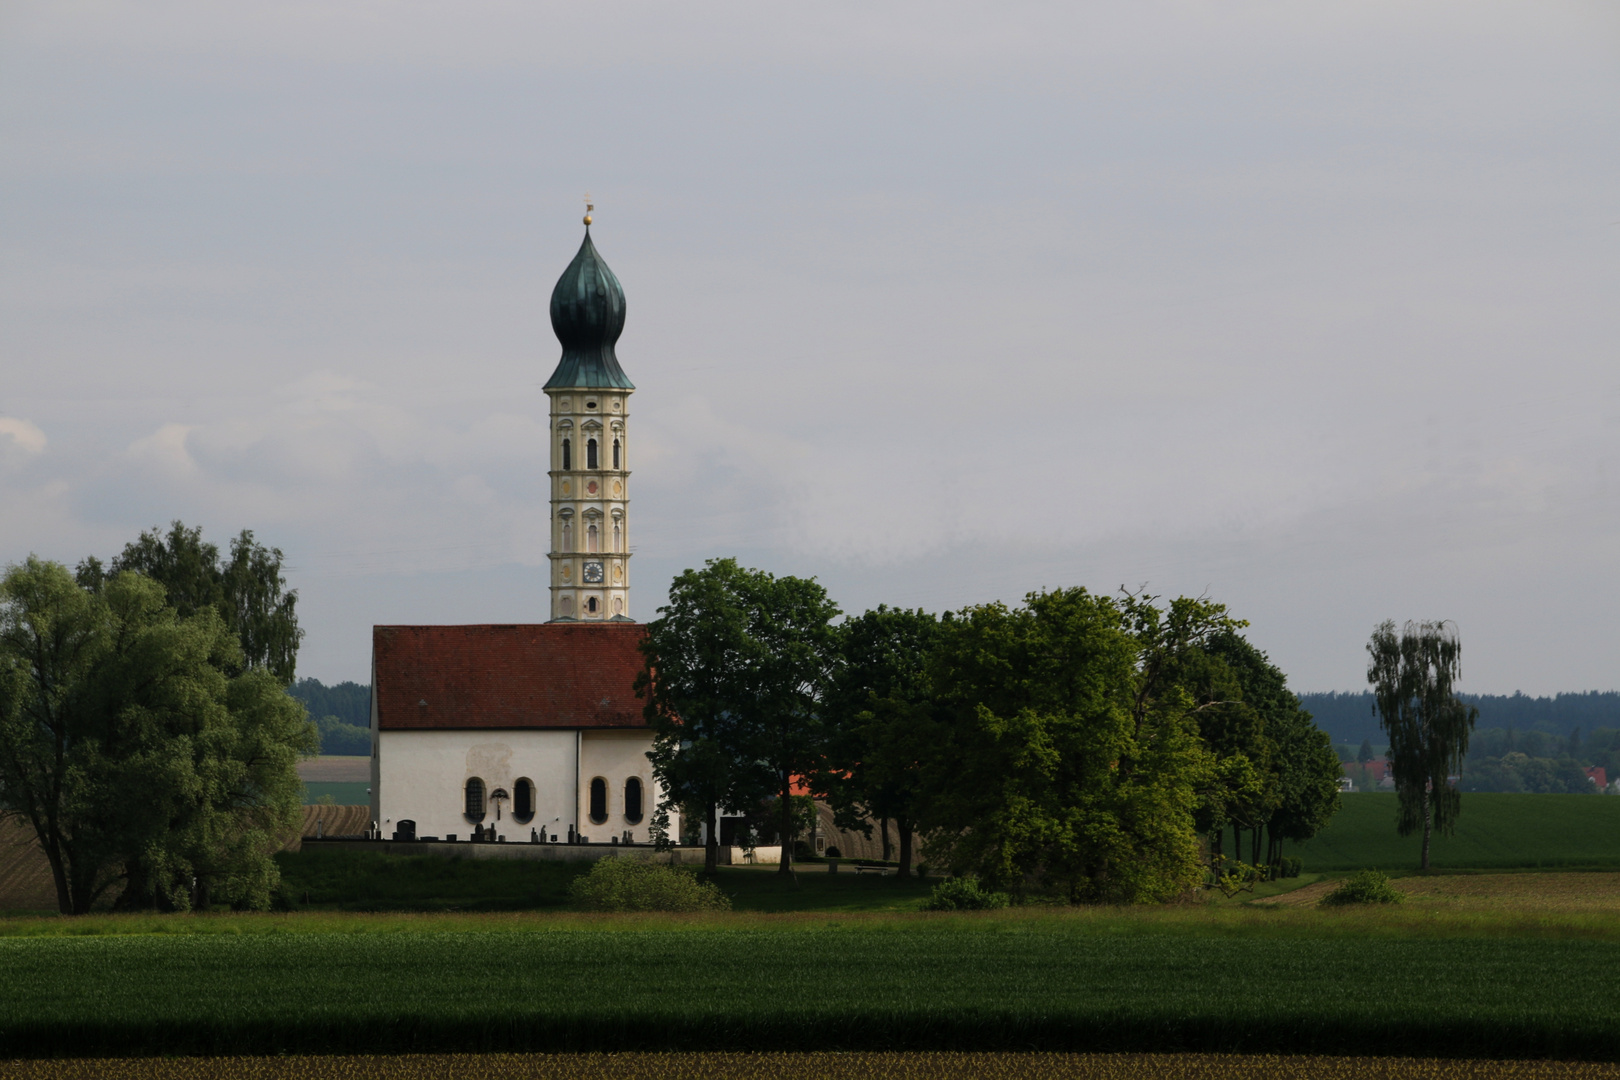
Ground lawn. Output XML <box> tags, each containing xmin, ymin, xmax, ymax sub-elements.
<box><xmin>1</xmin><ymin>911</ymin><xmax>1619</xmax><ymax>1059</ymax></box>
<box><xmin>301</xmin><ymin>782</ymin><xmax>371</xmax><ymax>805</ymax></box>
<box><xmin>1289</xmin><ymin>794</ymin><xmax>1620</xmax><ymax>871</ymax></box>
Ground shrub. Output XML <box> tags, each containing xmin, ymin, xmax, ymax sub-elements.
<box><xmin>920</xmin><ymin>875</ymin><xmax>1010</xmax><ymax>912</ymax></box>
<box><xmin>825</xmin><ymin>846</ymin><xmax>841</xmax><ymax>859</ymax></box>
<box><xmin>567</xmin><ymin>858</ymin><xmax>731</xmax><ymax>913</ymax></box>
<box><xmin>1277</xmin><ymin>856</ymin><xmax>1302</xmax><ymax>879</ymax></box>
<box><xmin>1321</xmin><ymin>868</ymin><xmax>1402</xmax><ymax>906</ymax></box>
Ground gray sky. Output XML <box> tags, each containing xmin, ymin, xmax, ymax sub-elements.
<box><xmin>2</xmin><ymin>1</ymin><xmax>1617</xmax><ymax>694</ymax></box>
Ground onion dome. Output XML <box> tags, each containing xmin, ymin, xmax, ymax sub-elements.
<box><xmin>544</xmin><ymin>229</ymin><xmax>634</xmax><ymax>390</ymax></box>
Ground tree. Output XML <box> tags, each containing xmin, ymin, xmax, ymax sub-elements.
<box><xmin>820</xmin><ymin>606</ymin><xmax>941</xmax><ymax>878</ymax></box>
<box><xmin>638</xmin><ymin>559</ymin><xmax>773</xmax><ymax>875</ymax></box>
<box><xmin>916</xmin><ymin>588</ymin><xmax>1210</xmax><ymax>903</ymax></box>
<box><xmin>0</xmin><ymin>558</ymin><xmax>314</xmax><ymax>913</ymax></box>
<box><xmin>1367</xmin><ymin>619</ymin><xmax>1479</xmax><ymax>870</ymax></box>
<box><xmin>84</xmin><ymin>521</ymin><xmax>304</xmax><ymax>685</ymax></box>
<box><xmin>1358</xmin><ymin>738</ymin><xmax>1375</xmax><ymax>764</ymax></box>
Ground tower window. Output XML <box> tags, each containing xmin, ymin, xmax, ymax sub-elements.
<box><xmin>561</xmin><ymin>438</ymin><xmax>571</xmax><ymax>471</ymax></box>
<box><xmin>586</xmin><ymin>400</ymin><xmax>597</xmax><ymax>410</ymax></box>
<box><xmin>587</xmin><ymin>523</ymin><xmax>599</xmax><ymax>552</ymax></box>
<box><xmin>513</xmin><ymin>778</ymin><xmax>534</xmax><ymax>823</ymax></box>
<box><xmin>587</xmin><ymin>438</ymin><xmax>598</xmax><ymax>469</ymax></box>
<box><xmin>613</xmin><ymin>439</ymin><xmax>621</xmax><ymax>469</ymax></box>
<box><xmin>613</xmin><ymin>523</ymin><xmax>621</xmax><ymax>552</ymax></box>
<box><xmin>561</xmin><ymin>521</ymin><xmax>572</xmax><ymax>552</ymax></box>
<box><xmin>587</xmin><ymin>596</ymin><xmax>599</xmax><ymax>614</ymax></box>
<box><xmin>588</xmin><ymin>777</ymin><xmax>608</xmax><ymax>824</ymax></box>
<box><xmin>624</xmin><ymin>777</ymin><xmax>644</xmax><ymax>824</ymax></box>
<box><xmin>464</xmin><ymin>777</ymin><xmax>486</xmax><ymax>822</ymax></box>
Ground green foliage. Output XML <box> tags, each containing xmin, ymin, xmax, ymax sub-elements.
<box><xmin>1290</xmin><ymin>792</ymin><xmax>1620</xmax><ymax>870</ymax></box>
<box><xmin>916</xmin><ymin>588</ymin><xmax>1211</xmax><ymax>904</ymax></box>
<box><xmin>2</xmin><ymin>923</ymin><xmax>1620</xmax><ymax>1058</ymax></box>
<box><xmin>820</xmin><ymin>605</ymin><xmax>941</xmax><ymax>878</ymax></box>
<box><xmin>1367</xmin><ymin>620</ymin><xmax>1480</xmax><ymax>868</ymax></box>
<box><xmin>920</xmin><ymin>875</ymin><xmax>1010</xmax><ymax>911</ymax></box>
<box><xmin>1459</xmin><ymin>750</ymin><xmax>1596</xmax><ymax>794</ymax></box>
<box><xmin>96</xmin><ymin>520</ymin><xmax>304</xmax><ymax>685</ymax></box>
<box><xmin>288</xmin><ymin>677</ymin><xmax>371</xmax><ymax>729</ymax></box>
<box><xmin>567</xmin><ymin>858</ymin><xmax>731</xmax><ymax>912</ymax></box>
<box><xmin>638</xmin><ymin>558</ymin><xmax>840</xmax><ymax>874</ymax></box>
<box><xmin>0</xmin><ymin>557</ymin><xmax>315</xmax><ymax>914</ymax></box>
<box><xmin>313</xmin><ymin>714</ymin><xmax>371</xmax><ymax>756</ymax></box>
<box><xmin>1321</xmin><ymin>869</ymin><xmax>1403</xmax><ymax>906</ymax></box>
<box><xmin>1277</xmin><ymin>855</ymin><xmax>1302</xmax><ymax>878</ymax></box>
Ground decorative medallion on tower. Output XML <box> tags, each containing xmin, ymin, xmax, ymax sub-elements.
<box><xmin>546</xmin><ymin>201</ymin><xmax>635</xmax><ymax>623</ymax></box>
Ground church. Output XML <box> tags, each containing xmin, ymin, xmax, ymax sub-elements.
<box><xmin>368</xmin><ymin>212</ymin><xmax>677</xmax><ymax>846</ymax></box>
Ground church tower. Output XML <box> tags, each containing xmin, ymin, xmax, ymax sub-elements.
<box><xmin>545</xmin><ymin>214</ymin><xmax>634</xmax><ymax>622</ymax></box>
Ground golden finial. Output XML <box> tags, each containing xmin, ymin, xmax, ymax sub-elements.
<box><xmin>583</xmin><ymin>192</ymin><xmax>594</xmax><ymax>227</ymax></box>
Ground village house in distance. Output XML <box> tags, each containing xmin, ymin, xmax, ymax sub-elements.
<box><xmin>369</xmin><ymin>210</ymin><xmax>678</xmax><ymax>846</ymax></box>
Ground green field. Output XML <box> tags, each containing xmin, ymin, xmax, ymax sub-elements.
<box><xmin>276</xmin><ymin>848</ymin><xmax>937</xmax><ymax>913</ymax></box>
<box><xmin>301</xmin><ymin>782</ymin><xmax>370</xmax><ymax>805</ymax></box>
<box><xmin>0</xmin><ymin>912</ymin><xmax>1617</xmax><ymax>1060</ymax></box>
<box><xmin>1290</xmin><ymin>794</ymin><xmax>1620</xmax><ymax>871</ymax></box>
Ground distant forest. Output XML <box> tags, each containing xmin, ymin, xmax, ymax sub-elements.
<box><xmin>288</xmin><ymin>678</ymin><xmax>371</xmax><ymax>756</ymax></box>
<box><xmin>1302</xmin><ymin>690</ymin><xmax>1620</xmax><ymax>745</ymax></box>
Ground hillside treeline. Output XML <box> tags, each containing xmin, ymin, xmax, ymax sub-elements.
<box><xmin>288</xmin><ymin>678</ymin><xmax>371</xmax><ymax>755</ymax></box>
<box><xmin>640</xmin><ymin>560</ymin><xmax>1344</xmax><ymax>903</ymax></box>
<box><xmin>1305</xmin><ymin>690</ymin><xmax>1620</xmax><ymax>744</ymax></box>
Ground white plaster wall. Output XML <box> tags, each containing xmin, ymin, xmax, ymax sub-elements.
<box><xmin>579</xmin><ymin>730</ymin><xmax>665</xmax><ymax>844</ymax></box>
<box><xmin>377</xmin><ymin>728</ymin><xmax>579</xmax><ymax>841</ymax></box>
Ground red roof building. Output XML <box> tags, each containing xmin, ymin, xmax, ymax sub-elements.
<box><xmin>372</xmin><ymin>623</ymin><xmax>648</xmax><ymax>731</ymax></box>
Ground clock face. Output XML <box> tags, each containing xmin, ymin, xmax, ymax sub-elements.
<box><xmin>582</xmin><ymin>561</ymin><xmax>605</xmax><ymax>584</ymax></box>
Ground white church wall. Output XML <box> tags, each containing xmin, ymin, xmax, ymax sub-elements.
<box><xmin>578</xmin><ymin>729</ymin><xmax>664</xmax><ymax>844</ymax></box>
<box><xmin>376</xmin><ymin>728</ymin><xmax>578</xmax><ymax>841</ymax></box>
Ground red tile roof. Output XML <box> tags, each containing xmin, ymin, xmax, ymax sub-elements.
<box><xmin>373</xmin><ymin>623</ymin><xmax>649</xmax><ymax>730</ymax></box>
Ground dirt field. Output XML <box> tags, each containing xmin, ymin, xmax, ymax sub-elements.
<box><xmin>1258</xmin><ymin>872</ymin><xmax>1620</xmax><ymax>910</ymax></box>
<box><xmin>296</xmin><ymin>756</ymin><xmax>371</xmax><ymax>783</ymax></box>
<box><xmin>0</xmin><ymin>1056</ymin><xmax>1617</xmax><ymax>1080</ymax></box>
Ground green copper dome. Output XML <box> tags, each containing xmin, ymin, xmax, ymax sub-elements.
<box><xmin>544</xmin><ymin>229</ymin><xmax>634</xmax><ymax>390</ymax></box>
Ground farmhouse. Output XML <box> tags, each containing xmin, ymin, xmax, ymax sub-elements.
<box><xmin>370</xmin><ymin>212</ymin><xmax>676</xmax><ymax>845</ymax></box>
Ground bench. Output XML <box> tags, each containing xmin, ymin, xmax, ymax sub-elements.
<box><xmin>852</xmin><ymin>864</ymin><xmax>893</xmax><ymax>876</ymax></box>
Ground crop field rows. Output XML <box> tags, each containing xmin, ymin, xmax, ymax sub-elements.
<box><xmin>2</xmin><ymin>1055</ymin><xmax>1620</xmax><ymax>1080</ymax></box>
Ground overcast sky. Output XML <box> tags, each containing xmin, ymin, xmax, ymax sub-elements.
<box><xmin>2</xmin><ymin>1</ymin><xmax>1617</xmax><ymax>694</ymax></box>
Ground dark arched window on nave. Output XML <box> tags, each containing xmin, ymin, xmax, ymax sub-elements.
<box><xmin>624</xmin><ymin>777</ymin><xmax>644</xmax><ymax>824</ymax></box>
<box><xmin>464</xmin><ymin>777</ymin><xmax>486</xmax><ymax>822</ymax></box>
<box><xmin>513</xmin><ymin>778</ymin><xmax>534</xmax><ymax>823</ymax></box>
<box><xmin>588</xmin><ymin>777</ymin><xmax>608</xmax><ymax>824</ymax></box>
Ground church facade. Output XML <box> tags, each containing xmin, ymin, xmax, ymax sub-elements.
<box><xmin>369</xmin><ymin>218</ymin><xmax>674</xmax><ymax>844</ymax></box>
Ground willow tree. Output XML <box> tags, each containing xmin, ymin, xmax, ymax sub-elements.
<box><xmin>1366</xmin><ymin>620</ymin><xmax>1478</xmax><ymax>870</ymax></box>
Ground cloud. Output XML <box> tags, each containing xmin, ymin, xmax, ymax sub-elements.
<box><xmin>0</xmin><ymin>417</ymin><xmax>46</xmax><ymax>456</ymax></box>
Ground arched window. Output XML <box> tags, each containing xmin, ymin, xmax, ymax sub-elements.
<box><xmin>464</xmin><ymin>777</ymin><xmax>486</xmax><ymax>822</ymax></box>
<box><xmin>513</xmin><ymin>778</ymin><xmax>534</xmax><ymax>823</ymax></box>
<box><xmin>586</xmin><ymin>438</ymin><xmax>598</xmax><ymax>469</ymax></box>
<box><xmin>613</xmin><ymin>523</ymin><xmax>621</xmax><ymax>552</ymax></box>
<box><xmin>561</xmin><ymin>438</ymin><xmax>571</xmax><ymax>471</ymax></box>
<box><xmin>587</xmin><ymin>523</ymin><xmax>599</xmax><ymax>552</ymax></box>
<box><xmin>587</xmin><ymin>596</ymin><xmax>599</xmax><ymax>614</ymax></box>
<box><xmin>561</xmin><ymin>521</ymin><xmax>572</xmax><ymax>552</ymax></box>
<box><xmin>588</xmin><ymin>777</ymin><xmax>608</xmax><ymax>824</ymax></box>
<box><xmin>613</xmin><ymin>439</ymin><xmax>621</xmax><ymax>469</ymax></box>
<box><xmin>624</xmin><ymin>777</ymin><xmax>644</xmax><ymax>824</ymax></box>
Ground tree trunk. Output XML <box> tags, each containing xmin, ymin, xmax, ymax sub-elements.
<box><xmin>896</xmin><ymin>818</ymin><xmax>914</xmax><ymax>878</ymax></box>
<box><xmin>1250</xmin><ymin>826</ymin><xmax>1261</xmax><ymax>867</ymax></box>
<box><xmin>704</xmin><ymin>798</ymin><xmax>718</xmax><ymax>875</ymax></box>
<box><xmin>880</xmin><ymin>815</ymin><xmax>891</xmax><ymax>862</ymax></box>
<box><xmin>1420</xmin><ymin>784</ymin><xmax>1432</xmax><ymax>871</ymax></box>
<box><xmin>777</xmin><ymin>774</ymin><xmax>796</xmax><ymax>877</ymax></box>
<box><xmin>43</xmin><ymin>838</ymin><xmax>71</xmax><ymax>916</ymax></box>
<box><xmin>1232</xmin><ymin>823</ymin><xmax>1241</xmax><ymax>864</ymax></box>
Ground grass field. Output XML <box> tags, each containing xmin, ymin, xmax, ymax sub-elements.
<box><xmin>1290</xmin><ymin>794</ymin><xmax>1620</xmax><ymax>871</ymax></box>
<box><xmin>301</xmin><ymin>782</ymin><xmax>371</xmax><ymax>806</ymax></box>
<box><xmin>275</xmin><ymin>847</ymin><xmax>937</xmax><ymax>913</ymax></box>
<box><xmin>3</xmin><ymin>1054</ymin><xmax>1620</xmax><ymax>1080</ymax></box>
<box><xmin>2</xmin><ymin>907</ymin><xmax>1620</xmax><ymax>1060</ymax></box>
